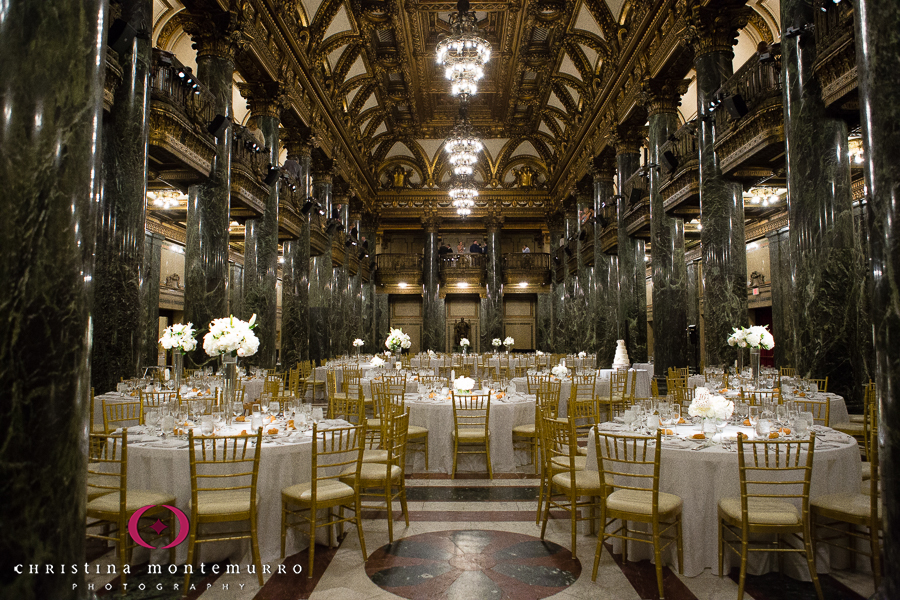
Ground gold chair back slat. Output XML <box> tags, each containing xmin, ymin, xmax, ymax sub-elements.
<box><xmin>103</xmin><ymin>399</ymin><xmax>143</xmax><ymax>432</ymax></box>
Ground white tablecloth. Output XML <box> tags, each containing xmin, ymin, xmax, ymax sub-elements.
<box><xmin>584</xmin><ymin>423</ymin><xmax>862</xmax><ymax>578</ymax></box>
<box><xmin>403</xmin><ymin>392</ymin><xmax>535</xmax><ymax>474</ymax></box>
<box><xmin>510</xmin><ymin>378</ymin><xmax>610</xmax><ymax>418</ymax></box>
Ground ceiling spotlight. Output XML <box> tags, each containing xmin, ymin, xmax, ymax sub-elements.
<box><xmin>518</xmin><ymin>282</ymin><xmax>528</xmax><ymax>288</ymax></box>
<box><xmin>398</xmin><ymin>282</ymin><xmax>408</xmax><ymax>288</ymax></box>
<box><xmin>457</xmin><ymin>282</ymin><xmax>469</xmax><ymax>288</ymax></box>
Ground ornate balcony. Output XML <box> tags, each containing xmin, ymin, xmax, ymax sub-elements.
<box><xmin>552</xmin><ymin>248</ymin><xmax>565</xmax><ymax>284</ymax></box>
<box><xmin>278</xmin><ymin>185</ymin><xmax>304</xmax><ymax>240</ymax></box>
<box><xmin>230</xmin><ymin>125</ymin><xmax>271</xmax><ymax>220</ymax></box>
<box><xmin>580</xmin><ymin>225</ymin><xmax>595</xmax><ymax>267</ymax></box>
<box><xmin>331</xmin><ymin>232</ymin><xmax>346</xmax><ymax>268</ymax></box>
<box><xmin>596</xmin><ymin>204</ymin><xmax>618</xmax><ymax>254</ymax></box>
<box><xmin>621</xmin><ymin>169</ymin><xmax>651</xmax><ymax>238</ymax></box>
<box><xmin>440</xmin><ymin>254</ymin><xmax>486</xmax><ymax>292</ymax></box>
<box><xmin>310</xmin><ymin>218</ymin><xmax>330</xmax><ymax>257</ymax></box>
<box><xmin>148</xmin><ymin>50</ymin><xmax>217</xmax><ymax>183</ymax></box>
<box><xmin>813</xmin><ymin>2</ymin><xmax>857</xmax><ymax>111</ymax></box>
<box><xmin>713</xmin><ymin>54</ymin><xmax>785</xmax><ymax>184</ymax></box>
<box><xmin>659</xmin><ymin>121</ymin><xmax>700</xmax><ymax>221</ymax></box>
<box><xmin>501</xmin><ymin>253</ymin><xmax>550</xmax><ymax>289</ymax></box>
<box><xmin>376</xmin><ymin>253</ymin><xmax>423</xmax><ymax>291</ymax></box>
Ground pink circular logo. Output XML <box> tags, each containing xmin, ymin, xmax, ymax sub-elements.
<box><xmin>127</xmin><ymin>505</ymin><xmax>190</xmax><ymax>549</ymax></box>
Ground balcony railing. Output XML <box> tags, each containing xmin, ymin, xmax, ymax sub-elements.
<box><xmin>813</xmin><ymin>1</ymin><xmax>857</xmax><ymax>107</ymax></box>
<box><xmin>376</xmin><ymin>253</ymin><xmax>423</xmax><ymax>289</ymax></box>
<box><xmin>503</xmin><ymin>253</ymin><xmax>549</xmax><ymax>270</ymax></box>
<box><xmin>502</xmin><ymin>253</ymin><xmax>551</xmax><ymax>288</ymax></box>
<box><xmin>378</xmin><ymin>253</ymin><xmax>423</xmax><ymax>271</ymax></box>
<box><xmin>150</xmin><ymin>50</ymin><xmax>216</xmax><ymax>130</ymax></box>
<box><xmin>713</xmin><ymin>54</ymin><xmax>783</xmax><ymax>134</ymax></box>
<box><xmin>440</xmin><ymin>254</ymin><xmax>486</xmax><ymax>271</ymax></box>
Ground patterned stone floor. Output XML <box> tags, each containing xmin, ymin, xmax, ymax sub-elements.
<box><xmin>85</xmin><ymin>472</ymin><xmax>876</xmax><ymax>600</ymax></box>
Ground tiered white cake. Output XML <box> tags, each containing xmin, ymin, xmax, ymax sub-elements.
<box><xmin>612</xmin><ymin>340</ymin><xmax>630</xmax><ymax>369</ymax></box>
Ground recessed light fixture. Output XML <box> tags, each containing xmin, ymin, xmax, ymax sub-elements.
<box><xmin>398</xmin><ymin>282</ymin><xmax>408</xmax><ymax>288</ymax></box>
<box><xmin>518</xmin><ymin>282</ymin><xmax>528</xmax><ymax>288</ymax></box>
<box><xmin>457</xmin><ymin>282</ymin><xmax>469</xmax><ymax>288</ymax></box>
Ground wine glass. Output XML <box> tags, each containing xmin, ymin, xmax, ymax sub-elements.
<box><xmin>748</xmin><ymin>406</ymin><xmax>760</xmax><ymax>428</ymax></box>
<box><xmin>259</xmin><ymin>396</ymin><xmax>270</xmax><ymax>416</ymax></box>
<box><xmin>212</xmin><ymin>409</ymin><xmax>225</xmax><ymax>432</ymax></box>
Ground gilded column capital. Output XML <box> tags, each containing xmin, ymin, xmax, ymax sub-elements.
<box><xmin>682</xmin><ymin>3</ymin><xmax>753</xmax><ymax>58</ymax></box>
<box><xmin>182</xmin><ymin>9</ymin><xmax>252</xmax><ymax>62</ymax></box>
<box><xmin>421</xmin><ymin>215</ymin><xmax>442</xmax><ymax>233</ymax></box>
<box><xmin>485</xmin><ymin>216</ymin><xmax>505</xmax><ymax>234</ymax></box>
<box><xmin>591</xmin><ymin>157</ymin><xmax>616</xmax><ymax>183</ymax></box>
<box><xmin>237</xmin><ymin>82</ymin><xmax>290</xmax><ymax>119</ymax></box>
<box><xmin>312</xmin><ymin>169</ymin><xmax>333</xmax><ymax>184</ymax></box>
<box><xmin>281</xmin><ymin>131</ymin><xmax>314</xmax><ymax>158</ymax></box>
<box><xmin>639</xmin><ymin>78</ymin><xmax>691</xmax><ymax>117</ymax></box>
<box><xmin>609</xmin><ymin>124</ymin><xmax>645</xmax><ymax>156</ymax></box>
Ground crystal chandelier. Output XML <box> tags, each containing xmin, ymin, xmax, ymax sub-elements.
<box><xmin>445</xmin><ymin>108</ymin><xmax>483</xmax><ymax>177</ymax></box>
<box><xmin>435</xmin><ymin>0</ymin><xmax>491</xmax><ymax>98</ymax></box>
<box><xmin>449</xmin><ymin>177</ymin><xmax>478</xmax><ymax>216</ymax></box>
<box><xmin>147</xmin><ymin>190</ymin><xmax>186</xmax><ymax>209</ymax></box>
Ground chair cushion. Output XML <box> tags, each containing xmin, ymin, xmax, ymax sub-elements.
<box><xmin>362</xmin><ymin>449</ymin><xmax>389</xmax><ymax>463</ymax></box>
<box><xmin>607</xmin><ymin>489</ymin><xmax>683</xmax><ymax>516</ymax></box>
<box><xmin>812</xmin><ymin>493</ymin><xmax>881</xmax><ymax>520</ymax></box>
<box><xmin>551</xmin><ymin>470</ymin><xmax>608</xmax><ymax>494</ymax></box>
<box><xmin>719</xmin><ymin>497</ymin><xmax>800</xmax><ymax>525</ymax></box>
<box><xmin>550</xmin><ymin>455</ymin><xmax>586</xmax><ymax>471</ymax></box>
<box><xmin>408</xmin><ymin>425</ymin><xmax>428</xmax><ymax>437</ymax></box>
<box><xmin>832</xmin><ymin>422</ymin><xmax>865</xmax><ymax>435</ymax></box>
<box><xmin>282</xmin><ymin>480</ymin><xmax>355</xmax><ymax>504</ymax></box>
<box><xmin>366</xmin><ymin>418</ymin><xmax>381</xmax><ymax>429</ymax></box>
<box><xmin>512</xmin><ymin>424</ymin><xmax>536</xmax><ymax>436</ymax></box>
<box><xmin>341</xmin><ymin>462</ymin><xmax>401</xmax><ymax>483</ymax></box>
<box><xmin>861</xmin><ymin>461</ymin><xmax>872</xmax><ymax>481</ymax></box>
<box><xmin>849</xmin><ymin>414</ymin><xmax>865</xmax><ymax>423</ymax></box>
<box><xmin>87</xmin><ymin>489</ymin><xmax>176</xmax><ymax>514</ymax></box>
<box><xmin>455</xmin><ymin>428</ymin><xmax>488</xmax><ymax>441</ymax></box>
<box><xmin>192</xmin><ymin>490</ymin><xmax>259</xmax><ymax>516</ymax></box>
<box><xmin>576</xmin><ymin>445</ymin><xmax>588</xmax><ymax>456</ymax></box>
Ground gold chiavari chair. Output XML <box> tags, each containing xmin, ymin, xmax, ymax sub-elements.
<box><xmin>739</xmin><ymin>388</ymin><xmax>781</xmax><ymax>406</ymax></box>
<box><xmin>437</xmin><ymin>365</ymin><xmax>455</xmax><ymax>381</ymax></box>
<box><xmin>86</xmin><ymin>431</ymin><xmax>176</xmax><ymax>587</ymax></box>
<box><xmin>185</xmin><ymin>428</ymin><xmax>264</xmax><ymax>588</ymax></box>
<box><xmin>383</xmin><ymin>385</ymin><xmax>430</xmax><ymax>470</ymax></box>
<box><xmin>718</xmin><ymin>433</ymin><xmax>821</xmax><ymax>600</ymax></box>
<box><xmin>526</xmin><ymin>372</ymin><xmax>550</xmax><ymax>394</ymax></box>
<box><xmin>600</xmin><ymin>370</ymin><xmax>628</xmax><ymax>421</ymax></box>
<box><xmin>382</xmin><ymin>373</ymin><xmax>407</xmax><ymax>395</ymax></box>
<box><xmin>326</xmin><ymin>370</ymin><xmax>347</xmax><ymax>419</ymax></box>
<box><xmin>103</xmin><ymin>399</ymin><xmax>143</xmax><ymax>432</ymax></box>
<box><xmin>333</xmin><ymin>381</ymin><xmax>366</xmax><ymax>426</ymax></box>
<box><xmin>777</xmin><ymin>366</ymin><xmax>796</xmax><ymax>388</ymax></box>
<box><xmin>281</xmin><ymin>423</ymin><xmax>367</xmax><ymax>578</ymax></box>
<box><xmin>513</xmin><ymin>379</ymin><xmax>561</xmax><ymax>472</ymax></box>
<box><xmin>808</xmin><ymin>376</ymin><xmax>828</xmax><ymax>393</ymax></box>
<box><xmin>141</xmin><ymin>390</ymin><xmax>178</xmax><ymax>418</ymax></box>
<box><xmin>794</xmin><ymin>398</ymin><xmax>831</xmax><ymax>427</ymax></box>
<box><xmin>651</xmin><ymin>377</ymin><xmax>660</xmax><ymax>398</ymax></box>
<box><xmin>365</xmin><ymin>380</ymin><xmax>389</xmax><ymax>462</ymax></box>
<box><xmin>451</xmin><ymin>391</ymin><xmax>493</xmax><ymax>478</ymax></box>
<box><xmin>341</xmin><ymin>409</ymin><xmax>410</xmax><ymax>542</ymax></box>
<box><xmin>530</xmin><ymin>380</ymin><xmax>563</xmax><ymax>523</ymax></box>
<box><xmin>540</xmin><ymin>415</ymin><xmax>605</xmax><ymax>559</ymax></box>
<box><xmin>568</xmin><ymin>374</ymin><xmax>600</xmax><ymax>454</ymax></box>
<box><xmin>811</xmin><ymin>402</ymin><xmax>882</xmax><ymax>588</ymax></box>
<box><xmin>514</xmin><ymin>365</ymin><xmax>530</xmax><ymax>378</ymax></box>
<box><xmin>263</xmin><ymin>374</ymin><xmax>283</xmax><ymax>396</ymax></box>
<box><xmin>417</xmin><ymin>375</ymin><xmax>447</xmax><ymax>387</ymax></box>
<box><xmin>593</xmin><ymin>429</ymin><xmax>684</xmax><ymax>597</ymax></box>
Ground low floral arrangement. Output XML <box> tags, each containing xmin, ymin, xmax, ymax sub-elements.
<box><xmin>460</xmin><ymin>338</ymin><xmax>470</xmax><ymax>348</ymax></box>
<box><xmin>536</xmin><ymin>350</ymin><xmax>545</xmax><ymax>356</ymax></box>
<box><xmin>385</xmin><ymin>328</ymin><xmax>412</xmax><ymax>353</ymax></box>
<box><xmin>728</xmin><ymin>325</ymin><xmax>774</xmax><ymax>350</ymax></box>
<box><xmin>578</xmin><ymin>351</ymin><xmax>586</xmax><ymax>358</ymax></box>
<box><xmin>551</xmin><ymin>364</ymin><xmax>569</xmax><ymax>378</ymax></box>
<box><xmin>203</xmin><ymin>315</ymin><xmax>259</xmax><ymax>357</ymax></box>
<box><xmin>427</xmin><ymin>349</ymin><xmax>436</xmax><ymax>357</ymax></box>
<box><xmin>370</xmin><ymin>355</ymin><xmax>385</xmax><ymax>368</ymax></box>
<box><xmin>453</xmin><ymin>377</ymin><xmax>476</xmax><ymax>392</ymax></box>
<box><xmin>503</xmin><ymin>336</ymin><xmax>514</xmax><ymax>348</ymax></box>
<box><xmin>492</xmin><ymin>338</ymin><xmax>502</xmax><ymax>348</ymax></box>
<box><xmin>688</xmin><ymin>387</ymin><xmax>734</xmax><ymax>420</ymax></box>
<box><xmin>353</xmin><ymin>338</ymin><xmax>365</xmax><ymax>348</ymax></box>
<box><xmin>160</xmin><ymin>323</ymin><xmax>197</xmax><ymax>353</ymax></box>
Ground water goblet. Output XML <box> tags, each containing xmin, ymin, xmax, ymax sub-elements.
<box><xmin>200</xmin><ymin>415</ymin><xmax>214</xmax><ymax>436</ymax></box>
<box><xmin>259</xmin><ymin>396</ymin><xmax>270</xmax><ymax>415</ymax></box>
<box><xmin>623</xmin><ymin>409</ymin><xmax>636</xmax><ymax>431</ymax></box>
<box><xmin>792</xmin><ymin>413</ymin><xmax>809</xmax><ymax>438</ymax></box>
<box><xmin>212</xmin><ymin>409</ymin><xmax>225</xmax><ymax>432</ymax></box>
<box><xmin>748</xmin><ymin>406</ymin><xmax>760</xmax><ymax>428</ymax></box>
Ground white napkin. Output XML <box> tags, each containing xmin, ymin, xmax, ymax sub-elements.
<box><xmin>147</xmin><ymin>439</ymin><xmax>188</xmax><ymax>448</ymax></box>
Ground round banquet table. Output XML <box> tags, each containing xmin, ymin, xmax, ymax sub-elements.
<box><xmin>106</xmin><ymin>419</ymin><xmax>354</xmax><ymax>566</ymax></box>
<box><xmin>685</xmin><ymin>376</ymin><xmax>850</xmax><ymax>425</ymax></box>
<box><xmin>584</xmin><ymin>422</ymin><xmax>862</xmax><ymax>579</ymax></box>
<box><xmin>511</xmin><ymin>377</ymin><xmax>610</xmax><ymax>418</ymax></box>
<box><xmin>402</xmin><ymin>391</ymin><xmax>535</xmax><ymax>474</ymax></box>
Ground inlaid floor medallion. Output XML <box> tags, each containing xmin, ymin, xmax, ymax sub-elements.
<box><xmin>364</xmin><ymin>529</ymin><xmax>581</xmax><ymax>599</ymax></box>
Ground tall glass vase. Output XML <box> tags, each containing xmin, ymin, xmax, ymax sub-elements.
<box><xmin>750</xmin><ymin>348</ymin><xmax>761</xmax><ymax>390</ymax></box>
<box><xmin>736</xmin><ymin>348</ymin><xmax>744</xmax><ymax>377</ymax></box>
<box><xmin>174</xmin><ymin>352</ymin><xmax>184</xmax><ymax>391</ymax></box>
<box><xmin>222</xmin><ymin>354</ymin><xmax>238</xmax><ymax>408</ymax></box>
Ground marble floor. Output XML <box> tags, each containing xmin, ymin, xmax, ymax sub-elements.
<box><xmin>85</xmin><ymin>473</ymin><xmax>876</xmax><ymax>600</ymax></box>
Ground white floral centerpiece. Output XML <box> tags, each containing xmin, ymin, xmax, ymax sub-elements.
<box><xmin>353</xmin><ymin>338</ymin><xmax>365</xmax><ymax>348</ymax></box>
<box><xmin>551</xmin><ymin>364</ymin><xmax>569</xmax><ymax>379</ymax></box>
<box><xmin>203</xmin><ymin>314</ymin><xmax>259</xmax><ymax>358</ymax></box>
<box><xmin>160</xmin><ymin>323</ymin><xmax>197</xmax><ymax>353</ymax></box>
<box><xmin>727</xmin><ymin>327</ymin><xmax>748</xmax><ymax>348</ymax></box>
<box><xmin>744</xmin><ymin>325</ymin><xmax>775</xmax><ymax>350</ymax></box>
<box><xmin>503</xmin><ymin>336</ymin><xmax>514</xmax><ymax>349</ymax></box>
<box><xmin>453</xmin><ymin>377</ymin><xmax>476</xmax><ymax>393</ymax></box>
<box><xmin>536</xmin><ymin>350</ymin><xmax>545</xmax><ymax>356</ymax></box>
<box><xmin>578</xmin><ymin>351</ymin><xmax>586</xmax><ymax>358</ymax></box>
<box><xmin>492</xmin><ymin>338</ymin><xmax>502</xmax><ymax>348</ymax></box>
<box><xmin>427</xmin><ymin>349</ymin><xmax>436</xmax><ymax>357</ymax></box>
<box><xmin>385</xmin><ymin>328</ymin><xmax>411</xmax><ymax>354</ymax></box>
<box><xmin>460</xmin><ymin>338</ymin><xmax>470</xmax><ymax>348</ymax></box>
<box><xmin>688</xmin><ymin>387</ymin><xmax>734</xmax><ymax>433</ymax></box>
<box><xmin>370</xmin><ymin>355</ymin><xmax>385</xmax><ymax>368</ymax></box>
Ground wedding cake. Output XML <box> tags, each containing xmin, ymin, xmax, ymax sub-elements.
<box><xmin>612</xmin><ymin>340</ymin><xmax>630</xmax><ymax>369</ymax></box>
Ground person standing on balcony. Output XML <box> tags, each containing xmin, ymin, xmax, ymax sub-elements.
<box><xmin>522</xmin><ymin>244</ymin><xmax>530</xmax><ymax>253</ymax></box>
<box><xmin>457</xmin><ymin>241</ymin><xmax>465</xmax><ymax>254</ymax></box>
<box><xmin>469</xmin><ymin>240</ymin><xmax>482</xmax><ymax>254</ymax></box>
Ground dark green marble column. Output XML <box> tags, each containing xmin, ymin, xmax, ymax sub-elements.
<box><xmin>330</xmin><ymin>197</ymin><xmax>349</xmax><ymax>356</ymax></box>
<box><xmin>347</xmin><ymin>214</ymin><xmax>363</xmax><ymax>350</ymax></box>
<box><xmin>142</xmin><ymin>232</ymin><xmax>164</xmax><ymax>368</ymax></box>
<box><xmin>548</xmin><ymin>214</ymin><xmax>565</xmax><ymax>351</ymax></box>
<box><xmin>92</xmin><ymin>0</ymin><xmax>152</xmax><ymax>392</ymax></box>
<box><xmin>374</xmin><ymin>293</ymin><xmax>390</xmax><ymax>351</ymax></box>
<box><xmin>690</xmin><ymin>13</ymin><xmax>749</xmax><ymax>367</ymax></box>
<box><xmin>853</xmin><ymin>0</ymin><xmax>900</xmax><ymax>593</ymax></box>
<box><xmin>309</xmin><ymin>169</ymin><xmax>333</xmax><ymax>364</ymax></box>
<box><xmin>229</xmin><ymin>261</ymin><xmax>243</xmax><ymax>320</ymax></box>
<box><xmin>359</xmin><ymin>216</ymin><xmax>376</xmax><ymax>349</ymax></box>
<box><xmin>593</xmin><ymin>164</ymin><xmax>619</xmax><ymax>367</ymax></box>
<box><xmin>767</xmin><ymin>228</ymin><xmax>793</xmax><ymax>368</ymax></box>
<box><xmin>237</xmin><ymin>87</ymin><xmax>281</xmax><ymax>368</ymax></box>
<box><xmin>0</xmin><ymin>1</ymin><xmax>107</xmax><ymax>597</ymax></box>
<box><xmin>614</xmin><ymin>128</ymin><xmax>648</xmax><ymax>362</ymax></box>
<box><xmin>280</xmin><ymin>140</ymin><xmax>311</xmax><ymax>364</ymax></box>
<box><xmin>536</xmin><ymin>293</ymin><xmax>553</xmax><ymax>352</ymax></box>
<box><xmin>182</xmin><ymin>30</ymin><xmax>235</xmax><ymax>366</ymax></box>
<box><xmin>574</xmin><ymin>194</ymin><xmax>594</xmax><ymax>353</ymax></box>
<box><xmin>782</xmin><ymin>0</ymin><xmax>868</xmax><ymax>405</ymax></box>
<box><xmin>686</xmin><ymin>258</ymin><xmax>702</xmax><ymax>370</ymax></box>
<box><xmin>480</xmin><ymin>217</ymin><xmax>504</xmax><ymax>349</ymax></box>
<box><xmin>645</xmin><ymin>80</ymin><xmax>690</xmax><ymax>375</ymax></box>
<box><xmin>421</xmin><ymin>216</ymin><xmax>446</xmax><ymax>351</ymax></box>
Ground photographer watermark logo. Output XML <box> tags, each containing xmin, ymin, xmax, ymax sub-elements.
<box><xmin>128</xmin><ymin>505</ymin><xmax>189</xmax><ymax>549</ymax></box>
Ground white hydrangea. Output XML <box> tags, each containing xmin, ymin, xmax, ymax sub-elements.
<box><xmin>353</xmin><ymin>338</ymin><xmax>365</xmax><ymax>347</ymax></box>
<box><xmin>453</xmin><ymin>377</ymin><xmax>475</xmax><ymax>391</ymax></box>
<box><xmin>159</xmin><ymin>322</ymin><xmax>197</xmax><ymax>352</ymax></box>
<box><xmin>503</xmin><ymin>336</ymin><xmax>514</xmax><ymax>347</ymax></box>
<box><xmin>551</xmin><ymin>364</ymin><xmax>569</xmax><ymax>378</ymax></box>
<box><xmin>460</xmin><ymin>338</ymin><xmax>470</xmax><ymax>347</ymax></box>
<box><xmin>385</xmin><ymin>328</ymin><xmax>411</xmax><ymax>352</ymax></box>
<box><xmin>492</xmin><ymin>338</ymin><xmax>502</xmax><ymax>347</ymax></box>
<box><xmin>688</xmin><ymin>387</ymin><xmax>734</xmax><ymax>420</ymax></box>
<box><xmin>203</xmin><ymin>314</ymin><xmax>259</xmax><ymax>358</ymax></box>
<box><xmin>370</xmin><ymin>355</ymin><xmax>385</xmax><ymax>367</ymax></box>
